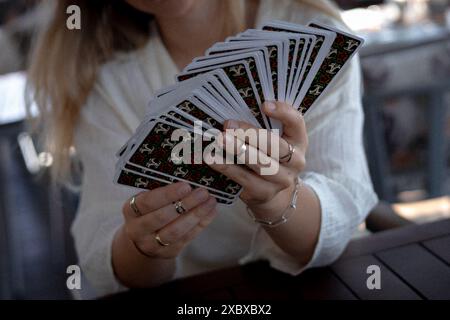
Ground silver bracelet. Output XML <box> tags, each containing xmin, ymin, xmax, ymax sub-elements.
<box><xmin>246</xmin><ymin>177</ymin><xmax>302</xmax><ymax>228</ymax></box>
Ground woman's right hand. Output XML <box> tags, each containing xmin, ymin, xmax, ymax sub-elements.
<box><xmin>122</xmin><ymin>182</ymin><xmax>218</xmax><ymax>259</ymax></box>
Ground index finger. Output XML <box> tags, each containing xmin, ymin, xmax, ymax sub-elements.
<box><xmin>224</xmin><ymin>119</ymin><xmax>290</xmax><ymax>160</ymax></box>
<box><xmin>134</xmin><ymin>182</ymin><xmax>192</xmax><ymax>213</ymax></box>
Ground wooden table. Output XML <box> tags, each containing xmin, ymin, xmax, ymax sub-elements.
<box><xmin>106</xmin><ymin>219</ymin><xmax>450</xmax><ymax>300</ymax></box>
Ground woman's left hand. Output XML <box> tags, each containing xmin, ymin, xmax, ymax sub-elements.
<box><xmin>207</xmin><ymin>101</ymin><xmax>308</xmax><ymax>219</ymax></box>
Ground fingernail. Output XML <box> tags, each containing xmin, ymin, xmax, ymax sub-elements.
<box><xmin>226</xmin><ymin>120</ymin><xmax>239</xmax><ymax>129</ymax></box>
<box><xmin>178</xmin><ymin>183</ymin><xmax>191</xmax><ymax>196</ymax></box>
<box><xmin>264</xmin><ymin>102</ymin><xmax>276</xmax><ymax>112</ymax></box>
<box><xmin>194</xmin><ymin>188</ymin><xmax>209</xmax><ymax>202</ymax></box>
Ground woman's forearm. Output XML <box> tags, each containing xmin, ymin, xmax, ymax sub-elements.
<box><xmin>111</xmin><ymin>226</ymin><xmax>176</xmax><ymax>288</ymax></box>
<box><xmin>262</xmin><ymin>183</ymin><xmax>322</xmax><ymax>266</ymax></box>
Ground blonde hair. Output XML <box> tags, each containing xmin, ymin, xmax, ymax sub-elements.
<box><xmin>28</xmin><ymin>0</ymin><xmax>341</xmax><ymax>180</ymax></box>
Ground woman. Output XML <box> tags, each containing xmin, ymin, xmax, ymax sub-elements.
<box><xmin>28</xmin><ymin>0</ymin><xmax>378</xmax><ymax>298</ymax></box>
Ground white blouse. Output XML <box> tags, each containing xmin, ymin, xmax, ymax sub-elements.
<box><xmin>71</xmin><ymin>0</ymin><xmax>378</xmax><ymax>298</ymax></box>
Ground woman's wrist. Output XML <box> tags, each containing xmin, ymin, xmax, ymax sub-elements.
<box><xmin>247</xmin><ymin>179</ymin><xmax>299</xmax><ymax>221</ymax></box>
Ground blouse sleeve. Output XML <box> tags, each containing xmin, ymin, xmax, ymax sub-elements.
<box><xmin>239</xmin><ymin>56</ymin><xmax>379</xmax><ymax>274</ymax></box>
<box><xmin>71</xmin><ymin>89</ymin><xmax>134</xmax><ymax>298</ymax></box>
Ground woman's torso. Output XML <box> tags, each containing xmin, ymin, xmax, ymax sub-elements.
<box><xmin>73</xmin><ymin>0</ymin><xmax>340</xmax><ymax>280</ymax></box>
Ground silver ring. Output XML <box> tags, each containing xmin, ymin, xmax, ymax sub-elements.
<box><xmin>174</xmin><ymin>201</ymin><xmax>186</xmax><ymax>215</ymax></box>
<box><xmin>280</xmin><ymin>143</ymin><xmax>295</xmax><ymax>164</ymax></box>
<box><xmin>130</xmin><ymin>195</ymin><xmax>142</xmax><ymax>217</ymax></box>
<box><xmin>236</xmin><ymin>143</ymin><xmax>247</xmax><ymax>157</ymax></box>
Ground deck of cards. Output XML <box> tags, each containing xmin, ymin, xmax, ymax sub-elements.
<box><xmin>114</xmin><ymin>20</ymin><xmax>364</xmax><ymax>205</ymax></box>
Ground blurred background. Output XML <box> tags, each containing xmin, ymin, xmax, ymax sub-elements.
<box><xmin>0</xmin><ymin>0</ymin><xmax>449</xmax><ymax>299</ymax></box>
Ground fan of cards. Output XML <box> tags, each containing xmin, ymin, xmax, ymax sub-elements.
<box><xmin>114</xmin><ymin>20</ymin><xmax>364</xmax><ymax>205</ymax></box>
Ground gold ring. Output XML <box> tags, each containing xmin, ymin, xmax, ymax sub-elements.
<box><xmin>280</xmin><ymin>143</ymin><xmax>295</xmax><ymax>164</ymax></box>
<box><xmin>130</xmin><ymin>195</ymin><xmax>142</xmax><ymax>217</ymax></box>
<box><xmin>174</xmin><ymin>201</ymin><xmax>186</xmax><ymax>214</ymax></box>
<box><xmin>155</xmin><ymin>233</ymin><xmax>170</xmax><ymax>247</ymax></box>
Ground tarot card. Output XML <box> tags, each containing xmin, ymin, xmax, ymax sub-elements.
<box><xmin>202</xmin><ymin>46</ymin><xmax>275</xmax><ymax>100</ymax></box>
<box><xmin>293</xmin><ymin>21</ymin><xmax>365</xmax><ymax>113</ymax></box>
<box><xmin>124</xmin><ymin>118</ymin><xmax>242</xmax><ymax>197</ymax></box>
<box><xmin>207</xmin><ymin>40</ymin><xmax>286</xmax><ymax>102</ymax></box>
<box><xmin>229</xmin><ymin>31</ymin><xmax>316</xmax><ymax>106</ymax></box>
<box><xmin>187</xmin><ymin>51</ymin><xmax>273</xmax><ymax>106</ymax></box>
<box><xmin>115</xmin><ymin>169</ymin><xmax>234</xmax><ymax>205</ymax></box>
<box><xmin>261</xmin><ymin>21</ymin><xmax>336</xmax><ymax>109</ymax></box>
<box><xmin>177</xmin><ymin>60</ymin><xmax>269</xmax><ymax>129</ymax></box>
